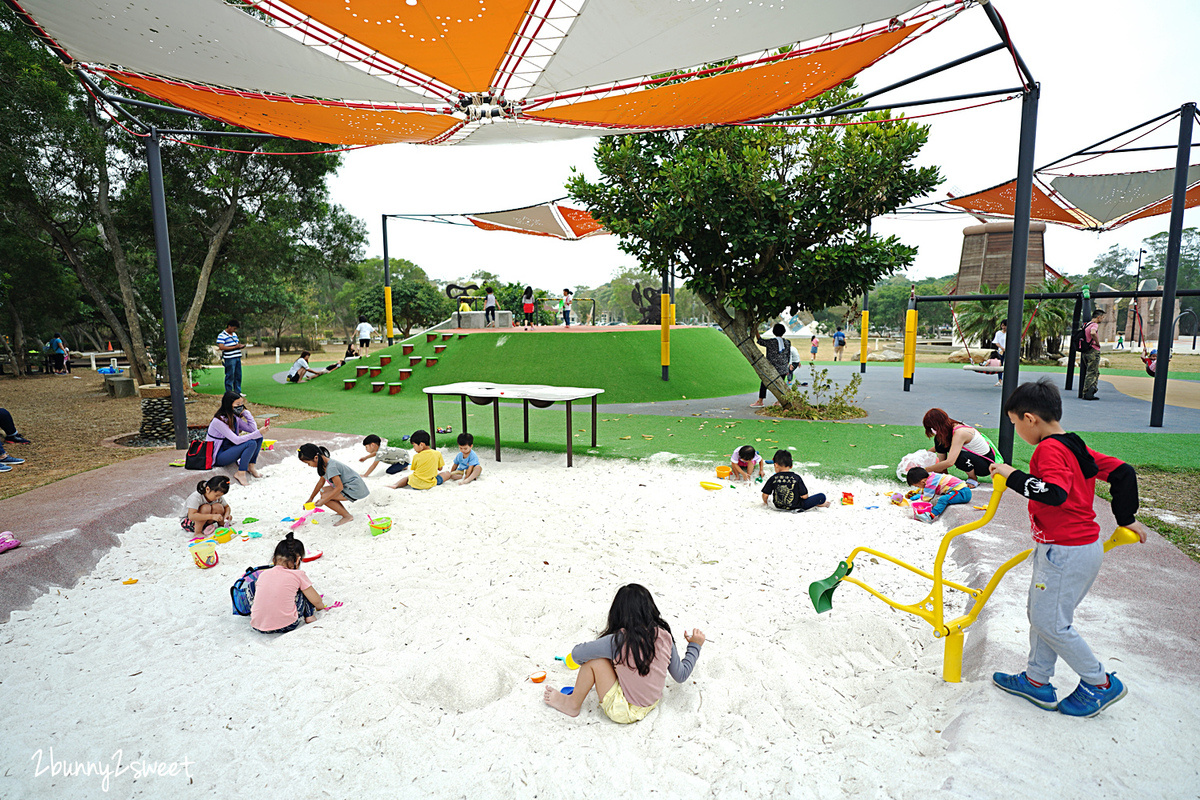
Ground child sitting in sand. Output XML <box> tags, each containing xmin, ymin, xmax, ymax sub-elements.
<box><xmin>988</xmin><ymin>378</ymin><xmax>1147</xmax><ymax>716</ymax></box>
<box><xmin>446</xmin><ymin>432</ymin><xmax>482</xmax><ymax>484</ymax></box>
<box><xmin>730</xmin><ymin>444</ymin><xmax>765</xmax><ymax>481</ymax></box>
<box><xmin>298</xmin><ymin>443</ymin><xmax>369</xmax><ymax>526</ymax></box>
<box><xmin>761</xmin><ymin>450</ymin><xmax>829</xmax><ymax>512</ymax></box>
<box><xmin>359</xmin><ymin>434</ymin><xmax>410</xmax><ymax>476</ymax></box>
<box><xmin>251</xmin><ymin>532</ymin><xmax>339</xmax><ymax>634</ymax></box>
<box><xmin>389</xmin><ymin>430</ymin><xmax>448</xmax><ymax>489</ymax></box>
<box><xmin>181</xmin><ymin>476</ymin><xmax>232</xmax><ymax>537</ymax></box>
<box><xmin>545</xmin><ymin>583</ymin><xmax>704</xmax><ymax>724</ymax></box>
<box><xmin>906</xmin><ymin>466</ymin><xmax>972</xmax><ymax>523</ymax></box>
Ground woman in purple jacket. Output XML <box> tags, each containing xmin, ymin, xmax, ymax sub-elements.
<box><xmin>206</xmin><ymin>392</ymin><xmax>270</xmax><ymax>485</ymax></box>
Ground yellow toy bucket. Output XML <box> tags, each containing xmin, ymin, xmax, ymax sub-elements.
<box><xmin>213</xmin><ymin>528</ymin><xmax>235</xmax><ymax>544</ymax></box>
<box><xmin>369</xmin><ymin>516</ymin><xmax>392</xmax><ymax>536</ymax></box>
<box><xmin>262</xmin><ymin>439</ymin><xmax>277</xmax><ymax>451</ymax></box>
<box><xmin>188</xmin><ymin>538</ymin><xmax>219</xmax><ymax>569</ymax></box>
<box><xmin>715</xmin><ymin>465</ymin><xmax>732</xmax><ymax>479</ymax></box>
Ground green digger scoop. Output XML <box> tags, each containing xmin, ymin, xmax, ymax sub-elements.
<box><xmin>809</xmin><ymin>560</ymin><xmax>853</xmax><ymax>613</ymax></box>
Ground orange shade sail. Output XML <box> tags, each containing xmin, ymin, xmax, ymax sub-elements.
<box><xmin>525</xmin><ymin>26</ymin><xmax>917</xmax><ymax>129</ymax></box>
<box><xmin>944</xmin><ymin>181</ymin><xmax>1093</xmax><ymax>228</ymax></box>
<box><xmin>284</xmin><ymin>0</ymin><xmax>531</xmax><ymax>94</ymax></box>
<box><xmin>113</xmin><ymin>74</ymin><xmax>460</xmax><ymax>145</ymax></box>
<box><xmin>1111</xmin><ymin>181</ymin><xmax>1200</xmax><ymax>229</ymax></box>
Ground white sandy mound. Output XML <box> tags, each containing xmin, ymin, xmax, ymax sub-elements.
<box><xmin>2</xmin><ymin>448</ymin><xmax>1197</xmax><ymax>799</ymax></box>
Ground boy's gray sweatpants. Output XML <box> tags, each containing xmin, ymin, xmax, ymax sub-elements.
<box><xmin>1026</xmin><ymin>540</ymin><xmax>1106</xmax><ymax>685</ymax></box>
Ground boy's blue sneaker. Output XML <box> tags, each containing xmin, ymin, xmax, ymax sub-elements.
<box><xmin>992</xmin><ymin>671</ymin><xmax>1058</xmax><ymax>710</ymax></box>
<box><xmin>1058</xmin><ymin>673</ymin><xmax>1126</xmax><ymax>717</ymax></box>
<box><xmin>0</xmin><ymin>463</ymin><xmax>10</xmax><ymax>472</ymax></box>
<box><xmin>914</xmin><ymin>511</ymin><xmax>935</xmax><ymax>523</ymax></box>
<box><xmin>0</xmin><ymin>455</ymin><xmax>24</xmax><ymax>465</ymax></box>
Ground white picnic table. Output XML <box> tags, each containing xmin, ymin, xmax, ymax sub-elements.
<box><xmin>423</xmin><ymin>382</ymin><xmax>605</xmax><ymax>466</ymax></box>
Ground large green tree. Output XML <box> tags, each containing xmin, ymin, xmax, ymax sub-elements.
<box><xmin>568</xmin><ymin>87</ymin><xmax>940</xmax><ymax>404</ymax></box>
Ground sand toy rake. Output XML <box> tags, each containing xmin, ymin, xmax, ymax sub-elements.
<box><xmin>808</xmin><ymin>474</ymin><xmax>1140</xmax><ymax>682</ymax></box>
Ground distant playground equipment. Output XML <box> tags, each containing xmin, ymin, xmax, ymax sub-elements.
<box><xmin>808</xmin><ymin>474</ymin><xmax>1141</xmax><ymax>682</ymax></box>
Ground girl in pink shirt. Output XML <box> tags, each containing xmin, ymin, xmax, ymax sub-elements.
<box><xmin>545</xmin><ymin>584</ymin><xmax>704</xmax><ymax>724</ymax></box>
<box><xmin>251</xmin><ymin>533</ymin><xmax>339</xmax><ymax>634</ymax></box>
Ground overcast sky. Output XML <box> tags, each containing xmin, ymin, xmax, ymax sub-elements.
<box><xmin>326</xmin><ymin>0</ymin><xmax>1199</xmax><ymax>290</ymax></box>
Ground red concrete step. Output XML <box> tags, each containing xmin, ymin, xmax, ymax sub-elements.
<box><xmin>402</xmin><ymin>345</ymin><xmax>414</xmax><ymax>355</ymax></box>
<box><xmin>434</xmin><ymin>345</ymin><xmax>446</xmax><ymax>354</ymax></box>
<box><xmin>458</xmin><ymin>334</ymin><xmax>468</xmax><ymax>340</ymax></box>
<box><xmin>370</xmin><ymin>367</ymin><xmax>382</xmax><ymax>377</ymax></box>
<box><xmin>388</xmin><ymin>383</ymin><xmax>402</xmax><ymax>395</ymax></box>
<box><xmin>426</xmin><ymin>333</ymin><xmax>438</xmax><ymax>343</ymax></box>
<box><xmin>343</xmin><ymin>379</ymin><xmax>356</xmax><ymax>390</ymax></box>
<box><xmin>409</xmin><ymin>356</ymin><xmax>422</xmax><ymax>366</ymax></box>
<box><xmin>356</xmin><ymin>366</ymin><xmax>369</xmax><ymax>377</ymax></box>
<box><xmin>441</xmin><ymin>333</ymin><xmax>453</xmax><ymax>341</ymax></box>
<box><xmin>425</xmin><ymin>357</ymin><xmax>438</xmax><ymax>367</ymax></box>
<box><xmin>371</xmin><ymin>382</ymin><xmax>385</xmax><ymax>393</ymax></box>
<box><xmin>379</xmin><ymin>356</ymin><xmax>392</xmax><ymax>366</ymax></box>
<box><xmin>398</xmin><ymin>368</ymin><xmax>412</xmax><ymax>380</ymax></box>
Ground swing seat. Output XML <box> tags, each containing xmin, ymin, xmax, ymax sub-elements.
<box><xmin>962</xmin><ymin>364</ymin><xmax>1005</xmax><ymax>374</ymax></box>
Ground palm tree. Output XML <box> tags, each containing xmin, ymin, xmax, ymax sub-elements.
<box><xmin>954</xmin><ymin>283</ymin><xmax>1008</xmax><ymax>353</ymax></box>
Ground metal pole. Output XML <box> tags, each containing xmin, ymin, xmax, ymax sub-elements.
<box><xmin>902</xmin><ymin>288</ymin><xmax>916</xmax><ymax>392</ymax></box>
<box><xmin>661</xmin><ymin>267</ymin><xmax>669</xmax><ymax>381</ymax></box>
<box><xmin>861</xmin><ymin>220</ymin><xmax>870</xmax><ymax>374</ymax></box>
<box><xmin>998</xmin><ymin>85</ymin><xmax>1039</xmax><ymax>465</ymax></box>
<box><xmin>1150</xmin><ymin>102</ymin><xmax>1196</xmax><ymax>428</ymax></box>
<box><xmin>146</xmin><ymin>129</ymin><xmax>188</xmax><ymax>450</ymax></box>
<box><xmin>1064</xmin><ymin>294</ymin><xmax>1082</xmax><ymax>391</ymax></box>
<box><xmin>382</xmin><ymin>215</ymin><xmax>394</xmax><ymax>346</ymax></box>
<box><xmin>860</xmin><ymin>289</ymin><xmax>869</xmax><ymax>375</ymax></box>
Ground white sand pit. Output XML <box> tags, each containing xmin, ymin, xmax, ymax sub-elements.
<box><xmin>3</xmin><ymin>447</ymin><xmax>1198</xmax><ymax>798</ymax></box>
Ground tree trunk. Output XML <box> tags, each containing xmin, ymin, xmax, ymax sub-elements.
<box><xmin>5</xmin><ymin>300</ymin><xmax>26</xmax><ymax>378</ymax></box>
<box><xmin>178</xmin><ymin>162</ymin><xmax>243</xmax><ymax>366</ymax></box>
<box><xmin>88</xmin><ymin>106</ymin><xmax>152</xmax><ymax>386</ymax></box>
<box><xmin>696</xmin><ymin>288</ymin><xmax>790</xmax><ymax>408</ymax></box>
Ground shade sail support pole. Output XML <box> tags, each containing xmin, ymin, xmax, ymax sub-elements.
<box><xmin>1150</xmin><ymin>101</ymin><xmax>1196</xmax><ymax>428</ymax></box>
<box><xmin>998</xmin><ymin>84</ymin><xmax>1039</xmax><ymax>464</ymax></box>
<box><xmin>146</xmin><ymin>129</ymin><xmax>188</xmax><ymax>450</ymax></box>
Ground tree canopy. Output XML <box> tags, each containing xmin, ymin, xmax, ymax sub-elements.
<box><xmin>568</xmin><ymin>84</ymin><xmax>940</xmax><ymax>404</ymax></box>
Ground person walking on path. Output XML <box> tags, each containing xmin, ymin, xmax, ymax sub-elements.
<box><xmin>216</xmin><ymin>319</ymin><xmax>242</xmax><ymax>396</ymax></box>
<box><xmin>1081</xmin><ymin>309</ymin><xmax>1105</xmax><ymax>401</ymax></box>
<box><xmin>484</xmin><ymin>287</ymin><xmax>498</xmax><ymax>328</ymax></box>
<box><xmin>48</xmin><ymin>333</ymin><xmax>70</xmax><ymax>374</ymax></box>
<box><xmin>832</xmin><ymin>326</ymin><xmax>846</xmax><ymax>361</ymax></box>
<box><xmin>991</xmin><ymin>320</ymin><xmax>1008</xmax><ymax>387</ymax></box>
<box><xmin>355</xmin><ymin>316</ymin><xmax>376</xmax><ymax>351</ymax></box>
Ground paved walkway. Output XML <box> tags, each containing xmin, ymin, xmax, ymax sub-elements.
<box><xmin>598</xmin><ymin>364</ymin><xmax>1200</xmax><ymax>433</ymax></box>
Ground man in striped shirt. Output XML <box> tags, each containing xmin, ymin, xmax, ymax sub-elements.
<box><xmin>216</xmin><ymin>319</ymin><xmax>242</xmax><ymax>396</ymax></box>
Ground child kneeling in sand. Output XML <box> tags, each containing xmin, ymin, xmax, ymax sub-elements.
<box><xmin>298</xmin><ymin>443</ymin><xmax>369</xmax><ymax>526</ymax></box>
<box><xmin>989</xmin><ymin>379</ymin><xmax>1148</xmax><ymax>717</ymax></box>
<box><xmin>730</xmin><ymin>444</ymin><xmax>764</xmax><ymax>481</ymax></box>
<box><xmin>251</xmin><ymin>533</ymin><xmax>339</xmax><ymax>634</ymax></box>
<box><xmin>761</xmin><ymin>450</ymin><xmax>829</xmax><ymax>511</ymax></box>
<box><xmin>545</xmin><ymin>583</ymin><xmax>704</xmax><ymax>724</ymax></box>
<box><xmin>389</xmin><ymin>430</ymin><xmax>448</xmax><ymax>489</ymax></box>
<box><xmin>446</xmin><ymin>432</ymin><xmax>482</xmax><ymax>484</ymax></box>
<box><xmin>906</xmin><ymin>466</ymin><xmax>971</xmax><ymax>523</ymax></box>
<box><xmin>359</xmin><ymin>434</ymin><xmax>410</xmax><ymax>476</ymax></box>
<box><xmin>181</xmin><ymin>476</ymin><xmax>233</xmax><ymax>537</ymax></box>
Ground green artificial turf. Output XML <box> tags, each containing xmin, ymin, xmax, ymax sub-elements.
<box><xmin>195</xmin><ymin>329</ymin><xmax>1200</xmax><ymax>480</ymax></box>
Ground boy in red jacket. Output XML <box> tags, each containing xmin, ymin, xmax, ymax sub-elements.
<box><xmin>988</xmin><ymin>378</ymin><xmax>1148</xmax><ymax>717</ymax></box>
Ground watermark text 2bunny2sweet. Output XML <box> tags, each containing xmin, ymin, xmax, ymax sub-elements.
<box><xmin>31</xmin><ymin>748</ymin><xmax>195</xmax><ymax>793</ymax></box>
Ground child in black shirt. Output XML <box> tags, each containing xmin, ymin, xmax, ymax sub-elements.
<box><xmin>761</xmin><ymin>450</ymin><xmax>830</xmax><ymax>512</ymax></box>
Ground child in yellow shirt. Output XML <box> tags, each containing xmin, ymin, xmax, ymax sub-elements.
<box><xmin>389</xmin><ymin>430</ymin><xmax>448</xmax><ymax>489</ymax></box>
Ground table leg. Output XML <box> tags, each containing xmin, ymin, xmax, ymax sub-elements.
<box><xmin>566</xmin><ymin>399</ymin><xmax>573</xmax><ymax>467</ymax></box>
<box><xmin>427</xmin><ymin>393</ymin><xmax>436</xmax><ymax>448</ymax></box>
<box><xmin>461</xmin><ymin>395</ymin><xmax>467</xmax><ymax>434</ymax></box>
<box><xmin>591</xmin><ymin>395</ymin><xmax>598</xmax><ymax>447</ymax></box>
<box><xmin>523</xmin><ymin>400</ymin><xmax>530</xmax><ymax>443</ymax></box>
<box><xmin>493</xmin><ymin>398</ymin><xmax>501</xmax><ymax>462</ymax></box>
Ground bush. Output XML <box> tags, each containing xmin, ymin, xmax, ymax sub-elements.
<box><xmin>765</xmin><ymin>367</ymin><xmax>866</xmax><ymax>420</ymax></box>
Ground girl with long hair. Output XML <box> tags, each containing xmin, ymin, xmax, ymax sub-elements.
<box><xmin>922</xmin><ymin>407</ymin><xmax>999</xmax><ymax>486</ymax></box>
<box><xmin>206</xmin><ymin>392</ymin><xmax>269</xmax><ymax>485</ymax></box>
<box><xmin>545</xmin><ymin>584</ymin><xmax>704</xmax><ymax>724</ymax></box>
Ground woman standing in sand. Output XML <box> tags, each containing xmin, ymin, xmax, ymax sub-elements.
<box><xmin>206</xmin><ymin>392</ymin><xmax>269</xmax><ymax>485</ymax></box>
